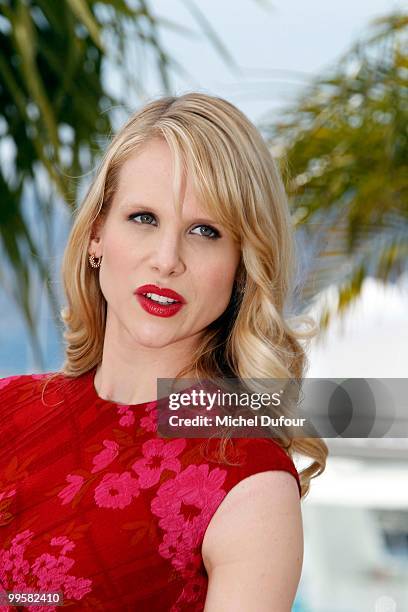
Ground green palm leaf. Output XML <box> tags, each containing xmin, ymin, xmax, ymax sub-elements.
<box><xmin>0</xmin><ymin>0</ymin><xmax>245</xmax><ymax>368</ymax></box>
<box><xmin>264</xmin><ymin>11</ymin><xmax>408</xmax><ymax>332</ymax></box>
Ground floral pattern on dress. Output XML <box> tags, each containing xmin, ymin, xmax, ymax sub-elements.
<box><xmin>117</xmin><ymin>405</ymin><xmax>135</xmax><ymax>427</ymax></box>
<box><xmin>91</xmin><ymin>440</ymin><xmax>119</xmax><ymax>473</ymax></box>
<box><xmin>148</xmin><ymin>464</ymin><xmax>228</xmax><ymax>611</ymax></box>
<box><xmin>53</xmin><ymin>409</ymin><xmax>225</xmax><ymax>609</ymax></box>
<box><xmin>94</xmin><ymin>471</ymin><xmax>140</xmax><ymax>509</ymax></box>
<box><xmin>1</xmin><ymin>374</ymin><xmax>291</xmax><ymax>611</ymax></box>
<box><xmin>55</xmin><ymin>399</ymin><xmax>166</xmax><ymax>511</ymax></box>
<box><xmin>170</xmin><ymin>574</ymin><xmax>208</xmax><ymax>612</ymax></box>
<box><xmin>140</xmin><ymin>401</ymin><xmax>158</xmax><ymax>432</ymax></box>
<box><xmin>58</xmin><ymin>475</ymin><xmax>85</xmax><ymax>506</ymax></box>
<box><xmin>0</xmin><ymin>529</ymin><xmax>92</xmax><ymax>611</ymax></box>
<box><xmin>131</xmin><ymin>438</ymin><xmax>186</xmax><ymax>488</ymax></box>
<box><xmin>151</xmin><ymin>464</ymin><xmax>227</xmax><ymax>585</ymax></box>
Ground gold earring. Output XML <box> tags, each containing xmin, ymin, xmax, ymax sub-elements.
<box><xmin>89</xmin><ymin>254</ymin><xmax>102</xmax><ymax>268</ymax></box>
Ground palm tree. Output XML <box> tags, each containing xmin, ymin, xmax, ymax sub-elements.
<box><xmin>262</xmin><ymin>12</ymin><xmax>408</xmax><ymax>330</ymax></box>
<box><xmin>0</xmin><ymin>0</ymin><xmax>237</xmax><ymax>369</ymax></box>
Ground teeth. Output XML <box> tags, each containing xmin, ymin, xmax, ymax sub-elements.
<box><xmin>144</xmin><ymin>292</ymin><xmax>178</xmax><ymax>305</ymax></box>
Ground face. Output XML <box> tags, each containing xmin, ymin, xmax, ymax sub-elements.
<box><xmin>88</xmin><ymin>137</ymin><xmax>241</xmax><ymax>352</ymax></box>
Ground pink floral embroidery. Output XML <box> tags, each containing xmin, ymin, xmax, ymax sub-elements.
<box><xmin>140</xmin><ymin>401</ymin><xmax>158</xmax><ymax>432</ymax></box>
<box><xmin>0</xmin><ymin>529</ymin><xmax>92</xmax><ymax>609</ymax></box>
<box><xmin>170</xmin><ymin>574</ymin><xmax>208</xmax><ymax>611</ymax></box>
<box><xmin>158</xmin><ymin>529</ymin><xmax>201</xmax><ymax>577</ymax></box>
<box><xmin>117</xmin><ymin>405</ymin><xmax>135</xmax><ymax>427</ymax></box>
<box><xmin>152</xmin><ymin>464</ymin><xmax>227</xmax><ymax>533</ymax></box>
<box><xmin>94</xmin><ymin>472</ymin><xmax>140</xmax><ymax>509</ymax></box>
<box><xmin>1</xmin><ymin>530</ymin><xmax>32</xmax><ymax>577</ymax></box>
<box><xmin>32</xmin><ymin>551</ymin><xmax>75</xmax><ymax>582</ymax></box>
<box><xmin>91</xmin><ymin>440</ymin><xmax>119</xmax><ymax>473</ymax></box>
<box><xmin>64</xmin><ymin>575</ymin><xmax>93</xmax><ymax>599</ymax></box>
<box><xmin>50</xmin><ymin>536</ymin><xmax>75</xmax><ymax>555</ymax></box>
<box><xmin>171</xmin><ymin>549</ymin><xmax>203</xmax><ymax>577</ymax></box>
<box><xmin>1</xmin><ymin>535</ymin><xmax>31</xmax><ymax>591</ymax></box>
<box><xmin>158</xmin><ymin>530</ymin><xmax>187</xmax><ymax>560</ymax></box>
<box><xmin>131</xmin><ymin>438</ymin><xmax>186</xmax><ymax>488</ymax></box>
<box><xmin>151</xmin><ymin>464</ymin><xmax>227</xmax><ymax>575</ymax></box>
<box><xmin>58</xmin><ymin>475</ymin><xmax>85</xmax><ymax>505</ymax></box>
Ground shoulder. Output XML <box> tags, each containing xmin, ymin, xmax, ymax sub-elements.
<box><xmin>0</xmin><ymin>371</ymin><xmax>59</xmax><ymax>401</ymax></box>
<box><xmin>202</xmin><ymin>468</ymin><xmax>303</xmax><ymax>611</ymax></box>
<box><xmin>0</xmin><ymin>371</ymin><xmax>69</xmax><ymax>429</ymax></box>
<box><xmin>0</xmin><ymin>370</ymin><xmax>77</xmax><ymax>450</ymax></box>
<box><xmin>0</xmin><ymin>369</ymin><xmax>96</xmax><ymax>411</ymax></box>
<box><xmin>225</xmin><ymin>437</ymin><xmax>301</xmax><ymax>497</ymax></box>
<box><xmin>202</xmin><ymin>468</ymin><xmax>302</xmax><ymax>571</ymax></box>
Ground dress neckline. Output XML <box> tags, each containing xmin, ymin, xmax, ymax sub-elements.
<box><xmin>84</xmin><ymin>365</ymin><xmax>199</xmax><ymax>409</ymax></box>
<box><xmin>84</xmin><ymin>366</ymin><xmax>157</xmax><ymax>409</ymax></box>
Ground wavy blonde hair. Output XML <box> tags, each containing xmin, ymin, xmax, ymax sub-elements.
<box><xmin>57</xmin><ymin>92</ymin><xmax>327</xmax><ymax>498</ymax></box>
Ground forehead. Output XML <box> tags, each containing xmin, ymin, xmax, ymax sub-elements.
<box><xmin>113</xmin><ymin>138</ymin><xmax>206</xmax><ymax>218</ymax></box>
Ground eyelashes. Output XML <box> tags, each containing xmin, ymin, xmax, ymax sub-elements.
<box><xmin>130</xmin><ymin>213</ymin><xmax>155</xmax><ymax>225</ymax></box>
<box><xmin>128</xmin><ymin>212</ymin><xmax>221</xmax><ymax>240</ymax></box>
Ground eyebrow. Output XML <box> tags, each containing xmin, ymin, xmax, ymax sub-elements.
<box><xmin>119</xmin><ymin>202</ymin><xmax>222</xmax><ymax>226</ymax></box>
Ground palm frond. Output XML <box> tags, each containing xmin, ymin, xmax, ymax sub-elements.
<box><xmin>267</xmin><ymin>12</ymin><xmax>408</xmax><ymax>330</ymax></box>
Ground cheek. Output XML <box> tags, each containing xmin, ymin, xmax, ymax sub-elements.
<box><xmin>104</xmin><ymin>232</ymin><xmax>130</xmax><ymax>260</ymax></box>
<box><xmin>98</xmin><ymin>235</ymin><xmax>136</xmax><ymax>298</ymax></box>
<box><xmin>209</xmin><ymin>267</ymin><xmax>236</xmax><ymax>292</ymax></box>
<box><xmin>196</xmin><ymin>252</ymin><xmax>239</xmax><ymax>307</ymax></box>
<box><xmin>102</xmin><ymin>231</ymin><xmax>141</xmax><ymax>275</ymax></box>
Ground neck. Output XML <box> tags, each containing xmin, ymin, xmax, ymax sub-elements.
<box><xmin>94</xmin><ymin>319</ymin><xmax>200</xmax><ymax>405</ymax></box>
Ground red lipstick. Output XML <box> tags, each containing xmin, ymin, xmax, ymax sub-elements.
<box><xmin>134</xmin><ymin>284</ymin><xmax>186</xmax><ymax>318</ymax></box>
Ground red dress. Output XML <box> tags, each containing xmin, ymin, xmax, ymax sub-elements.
<box><xmin>0</xmin><ymin>368</ymin><xmax>301</xmax><ymax>611</ymax></box>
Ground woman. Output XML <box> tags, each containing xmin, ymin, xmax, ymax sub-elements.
<box><xmin>0</xmin><ymin>93</ymin><xmax>328</xmax><ymax>611</ymax></box>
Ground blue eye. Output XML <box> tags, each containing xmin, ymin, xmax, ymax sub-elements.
<box><xmin>191</xmin><ymin>225</ymin><xmax>220</xmax><ymax>240</ymax></box>
<box><xmin>129</xmin><ymin>213</ymin><xmax>156</xmax><ymax>225</ymax></box>
<box><xmin>128</xmin><ymin>212</ymin><xmax>220</xmax><ymax>240</ymax></box>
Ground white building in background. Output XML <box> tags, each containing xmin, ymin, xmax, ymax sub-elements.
<box><xmin>294</xmin><ymin>278</ymin><xmax>408</xmax><ymax>612</ymax></box>
<box><xmin>298</xmin><ymin>443</ymin><xmax>408</xmax><ymax>612</ymax></box>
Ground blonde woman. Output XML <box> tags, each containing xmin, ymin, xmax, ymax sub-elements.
<box><xmin>0</xmin><ymin>93</ymin><xmax>327</xmax><ymax>611</ymax></box>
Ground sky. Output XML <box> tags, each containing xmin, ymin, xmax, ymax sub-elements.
<box><xmin>137</xmin><ymin>0</ymin><xmax>404</xmax><ymax>123</ymax></box>
<box><xmin>0</xmin><ymin>0</ymin><xmax>406</xmax><ymax>376</ymax></box>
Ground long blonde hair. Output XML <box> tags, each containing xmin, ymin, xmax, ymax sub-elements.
<box><xmin>58</xmin><ymin>92</ymin><xmax>328</xmax><ymax>498</ymax></box>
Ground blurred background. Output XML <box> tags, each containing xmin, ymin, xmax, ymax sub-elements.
<box><xmin>0</xmin><ymin>1</ymin><xmax>407</xmax><ymax>610</ymax></box>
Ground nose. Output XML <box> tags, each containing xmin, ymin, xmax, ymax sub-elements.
<box><xmin>149</xmin><ymin>228</ymin><xmax>186</xmax><ymax>277</ymax></box>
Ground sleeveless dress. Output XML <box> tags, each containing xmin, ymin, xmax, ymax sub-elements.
<box><xmin>0</xmin><ymin>368</ymin><xmax>301</xmax><ymax>611</ymax></box>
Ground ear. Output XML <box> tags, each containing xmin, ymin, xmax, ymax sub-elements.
<box><xmin>88</xmin><ymin>217</ymin><xmax>104</xmax><ymax>258</ymax></box>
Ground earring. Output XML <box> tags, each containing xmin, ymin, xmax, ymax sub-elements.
<box><xmin>89</xmin><ymin>254</ymin><xmax>102</xmax><ymax>268</ymax></box>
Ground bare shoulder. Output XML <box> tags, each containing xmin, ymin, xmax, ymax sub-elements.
<box><xmin>202</xmin><ymin>471</ymin><xmax>303</xmax><ymax>612</ymax></box>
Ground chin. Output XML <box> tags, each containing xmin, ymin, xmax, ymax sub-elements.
<box><xmin>137</xmin><ymin>338</ymin><xmax>173</xmax><ymax>349</ymax></box>
<box><xmin>133</xmin><ymin>328</ymin><xmax>180</xmax><ymax>349</ymax></box>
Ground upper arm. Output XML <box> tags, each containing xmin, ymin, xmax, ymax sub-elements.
<box><xmin>201</xmin><ymin>470</ymin><xmax>303</xmax><ymax>612</ymax></box>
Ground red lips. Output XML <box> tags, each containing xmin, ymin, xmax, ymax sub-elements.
<box><xmin>135</xmin><ymin>284</ymin><xmax>186</xmax><ymax>303</ymax></box>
